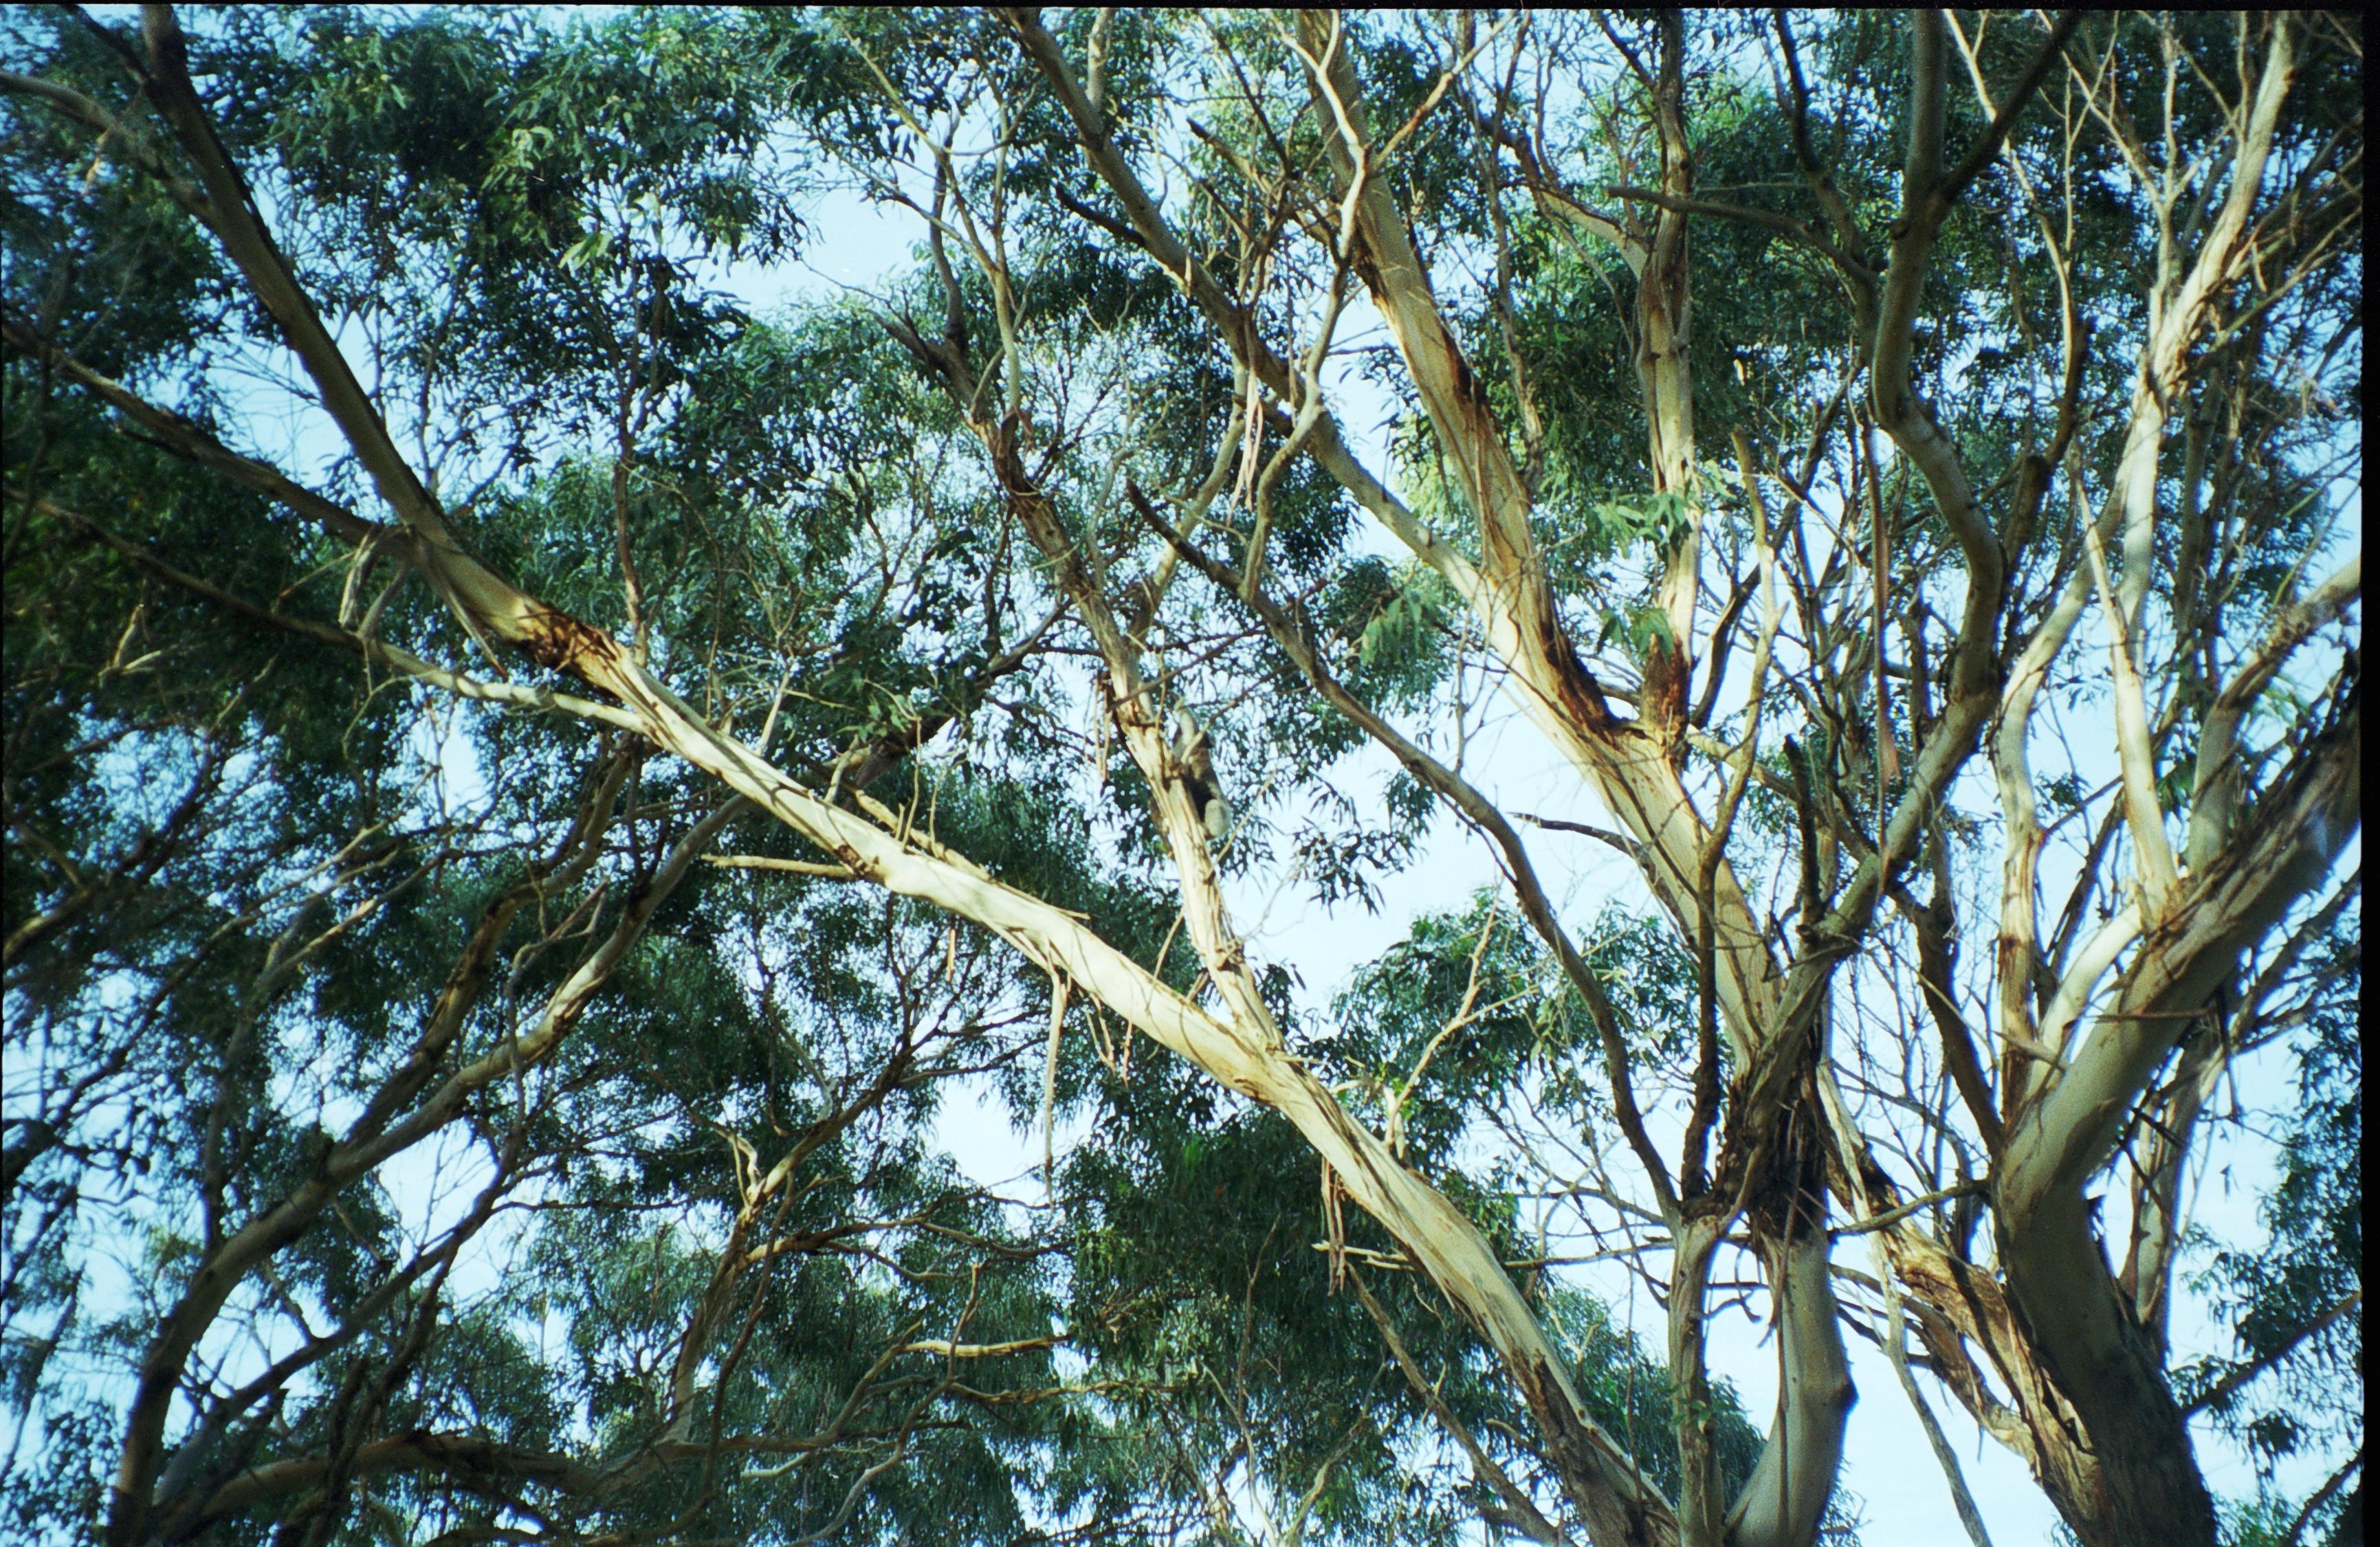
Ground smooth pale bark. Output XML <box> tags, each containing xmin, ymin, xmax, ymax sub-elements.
<box><xmin>1629</xmin><ymin>11</ymin><xmax>1705</xmax><ymax>760</ymax></box>
<box><xmin>1723</xmin><ymin>1231</ymin><xmax>1853</xmax><ymax>1547</ymax></box>
<box><xmin>855</xmin><ymin>336</ymin><xmax>1690</xmax><ymax>1543</ymax></box>
<box><xmin>1283</xmin><ymin>12</ymin><xmax>1784</xmax><ymax>1067</ymax></box>
<box><xmin>995</xmin><ymin>49</ymin><xmax>1858</xmax><ymax>1535</ymax></box>
<box><xmin>1127</xmin><ymin>482</ymin><xmax>1680</xmax><ymax>1219</ymax></box>
<box><xmin>2000</xmin><ymin>689</ymin><xmax>2361</xmax><ymax>1234</ymax></box>
<box><xmin>1008</xmin><ymin>8</ymin><xmax>1776</xmax><ymax>1052</ymax></box>
<box><xmin>1986</xmin><ymin>696</ymin><xmax>2359</xmax><ymax>1545</ymax></box>
<box><xmin>1992</xmin><ymin>500</ymin><xmax>2121</xmax><ymax>1106</ymax></box>
<box><xmin>2185</xmin><ymin>555</ymin><xmax>2361</xmax><ymax>870</ymax></box>
<box><xmin>485</xmin><ymin>662</ymin><xmax>1687</xmax><ymax>1546</ymax></box>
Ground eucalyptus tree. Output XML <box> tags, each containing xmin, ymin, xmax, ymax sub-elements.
<box><xmin>1</xmin><ymin>9</ymin><xmax>2360</xmax><ymax>1547</ymax></box>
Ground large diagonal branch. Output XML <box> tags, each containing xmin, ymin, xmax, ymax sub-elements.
<box><xmin>2000</xmin><ymin>678</ymin><xmax>2360</xmax><ymax>1235</ymax></box>
<box><xmin>932</xmin><ymin>394</ymin><xmax>1679</xmax><ymax>1539</ymax></box>
<box><xmin>1134</xmin><ymin>495</ymin><xmax>1835</xmax><ymax>1547</ymax></box>
<box><xmin>2185</xmin><ymin>553</ymin><xmax>2361</xmax><ymax>870</ymax></box>
<box><xmin>8</xmin><ymin>480</ymin><xmax>643</xmax><ymax>736</ymax></box>
<box><xmin>1283</xmin><ymin>49</ymin><xmax>1854</xmax><ymax>1412</ymax></box>
<box><xmin>135</xmin><ymin>5</ymin><xmax>562</xmax><ymax>670</ymax></box>
<box><xmin>1279</xmin><ymin>30</ymin><xmax>1866</xmax><ymax>1536</ymax></box>
<box><xmin>1989</xmin><ymin>678</ymin><xmax>2357</xmax><ymax>1541</ymax></box>
<box><xmin>1284</xmin><ymin>27</ymin><xmax>1864</xmax><ymax>1541</ymax></box>
<box><xmin>470</xmin><ymin>586</ymin><xmax>1686</xmax><ymax>1547</ymax></box>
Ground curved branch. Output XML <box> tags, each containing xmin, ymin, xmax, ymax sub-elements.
<box><xmin>1936</xmin><ymin>12</ymin><xmax>2085</xmax><ymax>207</ymax></box>
<box><xmin>1604</xmin><ymin>186</ymin><xmax>1875</xmax><ymax>287</ymax></box>
<box><xmin>0</xmin><ymin>67</ymin><xmax>212</xmax><ymax>216</ymax></box>
<box><xmin>2183</xmin><ymin>1289</ymin><xmax>2361</xmax><ymax>1418</ymax></box>
<box><xmin>189</xmin><ymin>1434</ymin><xmax>601</xmax><ymax>1528</ymax></box>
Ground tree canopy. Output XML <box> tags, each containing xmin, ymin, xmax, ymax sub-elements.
<box><xmin>1</xmin><ymin>8</ymin><xmax>2361</xmax><ymax>1547</ymax></box>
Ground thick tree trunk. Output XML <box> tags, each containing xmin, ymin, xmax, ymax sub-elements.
<box><xmin>1999</xmin><ymin>1209</ymin><xmax>2216</xmax><ymax>1547</ymax></box>
<box><xmin>1726</xmin><ymin>1083</ymin><xmax>1855</xmax><ymax>1547</ymax></box>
